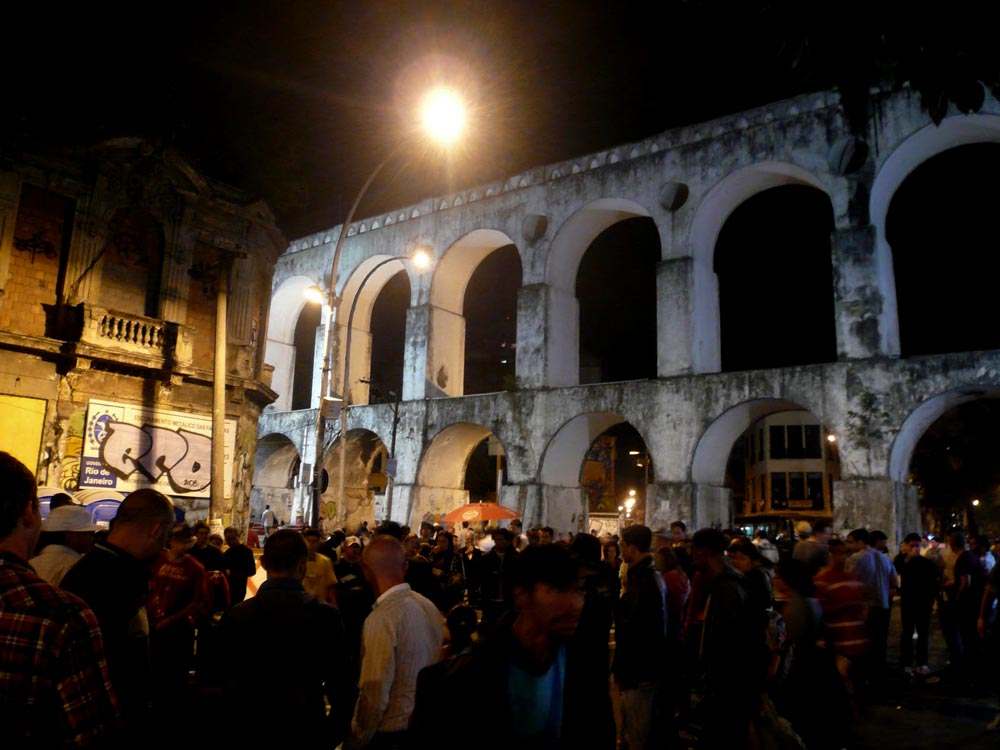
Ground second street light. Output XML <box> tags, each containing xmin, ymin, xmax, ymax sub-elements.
<box><xmin>309</xmin><ymin>87</ymin><xmax>466</xmax><ymax>531</ymax></box>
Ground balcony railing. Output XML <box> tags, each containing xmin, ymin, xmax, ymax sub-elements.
<box><xmin>79</xmin><ymin>305</ymin><xmax>193</xmax><ymax>366</ymax></box>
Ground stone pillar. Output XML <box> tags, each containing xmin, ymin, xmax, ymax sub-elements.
<box><xmin>833</xmin><ymin>478</ymin><xmax>919</xmax><ymax>550</ymax></box>
<box><xmin>693</xmin><ymin>483</ymin><xmax>732</xmax><ymax>530</ymax></box>
<box><xmin>831</xmin><ymin>225</ymin><xmax>898</xmax><ymax>359</ymax></box>
<box><xmin>426</xmin><ymin>305</ymin><xmax>465</xmax><ymax>397</ymax></box>
<box><xmin>264</xmin><ymin>339</ymin><xmax>295</xmax><ymax>411</ymax></box>
<box><xmin>656</xmin><ymin>258</ymin><xmax>696</xmax><ymax>376</ymax></box>
<box><xmin>646</xmin><ymin>481</ymin><xmax>695</xmax><ymax>532</ymax></box>
<box><xmin>540</xmin><ymin>484</ymin><xmax>586</xmax><ymax>533</ymax></box>
<box><xmin>400</xmin><ymin>304</ymin><xmax>466</xmax><ymax>399</ymax></box>
<box><xmin>402</xmin><ymin>304</ymin><xmax>430</xmax><ymax>401</ymax></box>
<box><xmin>515</xmin><ymin>283</ymin><xmax>579</xmax><ymax>389</ymax></box>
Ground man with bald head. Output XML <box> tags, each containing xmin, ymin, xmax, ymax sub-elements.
<box><xmin>62</xmin><ymin>487</ymin><xmax>175</xmax><ymax>738</ymax></box>
<box><xmin>345</xmin><ymin>534</ymin><xmax>443</xmax><ymax>750</ymax></box>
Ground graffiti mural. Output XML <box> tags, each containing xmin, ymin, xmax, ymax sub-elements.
<box><xmin>80</xmin><ymin>399</ymin><xmax>235</xmax><ymax>498</ymax></box>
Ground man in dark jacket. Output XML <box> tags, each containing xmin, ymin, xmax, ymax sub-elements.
<box><xmin>61</xmin><ymin>487</ymin><xmax>175</xmax><ymax>740</ymax></box>
<box><xmin>221</xmin><ymin>530</ymin><xmax>350</xmax><ymax>745</ymax></box>
<box><xmin>614</xmin><ymin>524</ymin><xmax>669</xmax><ymax>750</ymax></box>
<box><xmin>898</xmin><ymin>532</ymin><xmax>940</xmax><ymax>677</ymax></box>
<box><xmin>412</xmin><ymin>543</ymin><xmax>615</xmax><ymax>750</ymax></box>
<box><xmin>479</xmin><ymin>527</ymin><xmax>519</xmax><ymax>633</ymax></box>
<box><xmin>690</xmin><ymin>527</ymin><xmax>757</xmax><ymax>749</ymax></box>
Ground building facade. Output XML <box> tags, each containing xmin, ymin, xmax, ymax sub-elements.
<box><xmin>0</xmin><ymin>138</ymin><xmax>284</xmax><ymax>529</ymax></box>
<box><xmin>257</xmin><ymin>87</ymin><xmax>1000</xmax><ymax>547</ymax></box>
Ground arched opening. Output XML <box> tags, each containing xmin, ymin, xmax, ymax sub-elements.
<box><xmin>251</xmin><ymin>433</ymin><xmax>300</xmax><ymax>529</ymax></box>
<box><xmin>323</xmin><ymin>428</ymin><xmax>389</xmax><ymax>531</ymax></box>
<box><xmin>693</xmin><ymin>399</ymin><xmax>838</xmax><ymax>537</ymax></box>
<box><xmin>291</xmin><ymin>300</ymin><xmax>322</xmax><ymax>410</ymax></box>
<box><xmin>901</xmin><ymin>392</ymin><xmax>1000</xmax><ymax>536</ymax></box>
<box><xmin>464</xmin><ymin>435</ymin><xmax>509</xmax><ymax>503</ymax></box>
<box><xmin>576</xmin><ymin>217</ymin><xmax>659</xmax><ymax>383</ymax></box>
<box><xmin>429</xmin><ymin>230</ymin><xmax>520</xmax><ymax>397</ymax></box>
<box><xmin>539</xmin><ymin>412</ymin><xmax>651</xmax><ymax>536</ymax></box>
<box><xmin>368</xmin><ymin>270</ymin><xmax>411</xmax><ymax>404</ymax></box>
<box><xmin>887</xmin><ymin>143</ymin><xmax>1000</xmax><ymax>357</ymax></box>
<box><xmin>265</xmin><ymin>275</ymin><xmax>325</xmax><ymax>412</ymax></box>
<box><xmin>714</xmin><ymin>185</ymin><xmax>837</xmax><ymax>372</ymax></box>
<box><xmin>583</xmin><ymin>422</ymin><xmax>653</xmax><ymax>535</ymax></box>
<box><xmin>414</xmin><ymin>423</ymin><xmax>509</xmax><ymax>526</ymax></box>
<box><xmin>464</xmin><ymin>245</ymin><xmax>521</xmax><ymax>395</ymax></box>
<box><xmin>724</xmin><ymin>410</ymin><xmax>839</xmax><ymax>540</ymax></box>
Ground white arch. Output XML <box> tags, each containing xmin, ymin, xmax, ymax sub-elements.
<box><xmin>417</xmin><ymin>422</ymin><xmax>495</xmax><ymax>489</ymax></box>
<box><xmin>547</xmin><ymin>199</ymin><xmax>652</xmax><ymax>293</ymax></box>
<box><xmin>254</xmin><ymin>432</ymin><xmax>300</xmax><ymax>489</ymax></box>
<box><xmin>689</xmin><ymin>162</ymin><xmax>828</xmax><ymax>373</ymax></box>
<box><xmin>425</xmin><ymin>229</ymin><xmax>520</xmax><ymax>397</ymax></box>
<box><xmin>430</xmin><ymin>229</ymin><xmax>520</xmax><ymax>315</ymax></box>
<box><xmin>265</xmin><ymin>275</ymin><xmax>324</xmax><ymax>411</ymax></box>
<box><xmin>340</xmin><ymin>255</ymin><xmax>412</xmax><ymax>336</ymax></box>
<box><xmin>888</xmin><ymin>386</ymin><xmax>1000</xmax><ymax>483</ymax></box>
<box><xmin>691</xmin><ymin>398</ymin><xmax>810</xmax><ymax>485</ymax></box>
<box><xmin>268</xmin><ymin>275</ymin><xmax>323</xmax><ymax>346</ymax></box>
<box><xmin>539</xmin><ymin>412</ymin><xmax>626</xmax><ymax>487</ymax></box>
<box><xmin>871</xmin><ymin>114</ymin><xmax>1000</xmax><ymax>357</ymax></box>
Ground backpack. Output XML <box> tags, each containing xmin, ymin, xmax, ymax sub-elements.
<box><xmin>765</xmin><ymin>606</ymin><xmax>792</xmax><ymax>683</ymax></box>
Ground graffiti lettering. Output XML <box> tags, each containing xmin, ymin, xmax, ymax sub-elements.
<box><xmin>99</xmin><ymin>422</ymin><xmax>212</xmax><ymax>493</ymax></box>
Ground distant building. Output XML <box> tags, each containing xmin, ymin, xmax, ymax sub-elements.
<box><xmin>0</xmin><ymin>138</ymin><xmax>284</xmax><ymax>529</ymax></box>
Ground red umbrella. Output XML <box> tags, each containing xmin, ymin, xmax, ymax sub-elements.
<box><xmin>441</xmin><ymin>502</ymin><xmax>520</xmax><ymax>524</ymax></box>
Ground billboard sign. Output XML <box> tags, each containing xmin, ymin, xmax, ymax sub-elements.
<box><xmin>80</xmin><ymin>399</ymin><xmax>236</xmax><ymax>499</ymax></box>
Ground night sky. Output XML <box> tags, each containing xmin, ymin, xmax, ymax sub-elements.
<box><xmin>4</xmin><ymin>1</ymin><xmax>811</xmax><ymax>239</ymax></box>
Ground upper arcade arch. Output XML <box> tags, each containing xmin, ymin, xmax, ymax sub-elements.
<box><xmin>871</xmin><ymin>114</ymin><xmax>1000</xmax><ymax>357</ymax></box>
<box><xmin>689</xmin><ymin>162</ymin><xmax>829</xmax><ymax>374</ymax></box>
<box><xmin>425</xmin><ymin>230</ymin><xmax>521</xmax><ymax>397</ymax></box>
<box><xmin>547</xmin><ymin>199</ymin><xmax>655</xmax><ymax>293</ymax></box>
<box><xmin>337</xmin><ymin>255</ymin><xmax>415</xmax><ymax>405</ymax></box>
<box><xmin>265</xmin><ymin>274</ymin><xmax>325</xmax><ymax>411</ymax></box>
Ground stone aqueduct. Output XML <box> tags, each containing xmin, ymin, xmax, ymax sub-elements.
<box><xmin>255</xmin><ymin>88</ymin><xmax>1000</xmax><ymax>544</ymax></box>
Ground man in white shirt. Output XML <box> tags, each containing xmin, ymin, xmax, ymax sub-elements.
<box><xmin>261</xmin><ymin>505</ymin><xmax>276</xmax><ymax>539</ymax></box>
<box><xmin>346</xmin><ymin>534</ymin><xmax>442</xmax><ymax>749</ymax></box>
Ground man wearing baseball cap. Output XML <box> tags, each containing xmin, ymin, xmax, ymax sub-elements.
<box><xmin>31</xmin><ymin>504</ymin><xmax>98</xmax><ymax>585</ymax></box>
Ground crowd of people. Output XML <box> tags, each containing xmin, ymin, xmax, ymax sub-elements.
<box><xmin>3</xmin><ymin>446</ymin><xmax>1000</xmax><ymax>749</ymax></box>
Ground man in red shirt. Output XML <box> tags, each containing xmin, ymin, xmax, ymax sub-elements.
<box><xmin>148</xmin><ymin>522</ymin><xmax>208</xmax><ymax>708</ymax></box>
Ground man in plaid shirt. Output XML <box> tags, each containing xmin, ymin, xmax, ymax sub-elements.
<box><xmin>0</xmin><ymin>451</ymin><xmax>120</xmax><ymax>747</ymax></box>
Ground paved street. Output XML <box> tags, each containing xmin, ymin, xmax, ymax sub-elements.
<box><xmin>850</xmin><ymin>600</ymin><xmax>997</xmax><ymax>750</ymax></box>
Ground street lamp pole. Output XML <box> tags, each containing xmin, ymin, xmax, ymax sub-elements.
<box><xmin>310</xmin><ymin>87</ymin><xmax>466</xmax><ymax>532</ymax></box>
<box><xmin>311</xmin><ymin>145</ymin><xmax>406</xmax><ymax>531</ymax></box>
<box><xmin>335</xmin><ymin>253</ymin><xmax>427</xmax><ymax>530</ymax></box>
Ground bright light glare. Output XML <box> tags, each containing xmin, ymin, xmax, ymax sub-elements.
<box><xmin>827</xmin><ymin>434</ymin><xmax>837</xmax><ymax>443</ymax></box>
<box><xmin>628</xmin><ymin>450</ymin><xmax>640</xmax><ymax>456</ymax></box>
<box><xmin>304</xmin><ymin>285</ymin><xmax>327</xmax><ymax>305</ymax></box>
<box><xmin>421</xmin><ymin>88</ymin><xmax>465</xmax><ymax>144</ymax></box>
<box><xmin>411</xmin><ymin>248</ymin><xmax>431</xmax><ymax>269</ymax></box>
<box><xmin>972</xmin><ymin>498</ymin><xmax>980</xmax><ymax>506</ymax></box>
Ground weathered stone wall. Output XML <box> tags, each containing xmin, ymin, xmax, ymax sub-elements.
<box><xmin>259</xmin><ymin>87</ymin><xmax>1000</xmax><ymax>548</ymax></box>
<box><xmin>0</xmin><ymin>140</ymin><xmax>283</xmax><ymax>536</ymax></box>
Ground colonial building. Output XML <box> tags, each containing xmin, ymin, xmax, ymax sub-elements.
<box><xmin>257</xmin><ymin>86</ymin><xmax>1000</xmax><ymax>547</ymax></box>
<box><xmin>0</xmin><ymin>138</ymin><xmax>283</xmax><ymax>529</ymax></box>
